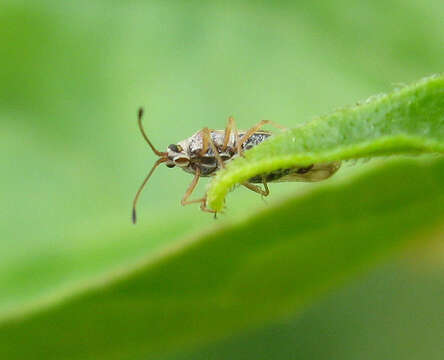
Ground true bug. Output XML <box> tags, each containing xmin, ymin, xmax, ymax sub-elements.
<box><xmin>132</xmin><ymin>108</ymin><xmax>340</xmax><ymax>223</ymax></box>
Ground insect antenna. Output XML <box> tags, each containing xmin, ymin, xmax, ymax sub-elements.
<box><xmin>137</xmin><ymin>107</ymin><xmax>167</xmax><ymax>157</ymax></box>
<box><xmin>132</xmin><ymin>157</ymin><xmax>167</xmax><ymax>224</ymax></box>
<box><xmin>133</xmin><ymin>108</ymin><xmax>169</xmax><ymax>224</ymax></box>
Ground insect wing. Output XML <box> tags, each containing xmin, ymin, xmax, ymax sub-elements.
<box><xmin>276</xmin><ymin>162</ymin><xmax>341</xmax><ymax>182</ymax></box>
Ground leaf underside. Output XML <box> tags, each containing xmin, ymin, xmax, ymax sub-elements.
<box><xmin>1</xmin><ymin>159</ymin><xmax>444</xmax><ymax>359</ymax></box>
<box><xmin>207</xmin><ymin>74</ymin><xmax>444</xmax><ymax>211</ymax></box>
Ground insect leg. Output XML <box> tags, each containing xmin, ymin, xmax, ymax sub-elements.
<box><xmin>222</xmin><ymin>116</ymin><xmax>241</xmax><ymax>154</ymax></box>
<box><xmin>181</xmin><ymin>168</ymin><xmax>216</xmax><ymax>213</ymax></box>
<box><xmin>199</xmin><ymin>128</ymin><xmax>209</xmax><ymax>155</ymax></box>
<box><xmin>200</xmin><ymin>127</ymin><xmax>225</xmax><ymax>169</ymax></box>
<box><xmin>181</xmin><ymin>169</ymin><xmax>202</xmax><ymax>206</ymax></box>
<box><xmin>199</xmin><ymin>196</ymin><xmax>217</xmax><ymax>214</ymax></box>
<box><xmin>242</xmin><ymin>181</ymin><xmax>270</xmax><ymax>197</ymax></box>
<box><xmin>238</xmin><ymin>120</ymin><xmax>287</xmax><ymax>149</ymax></box>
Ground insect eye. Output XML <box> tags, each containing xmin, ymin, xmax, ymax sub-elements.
<box><xmin>166</xmin><ymin>163</ymin><xmax>175</xmax><ymax>168</ymax></box>
<box><xmin>168</xmin><ymin>144</ymin><xmax>182</xmax><ymax>152</ymax></box>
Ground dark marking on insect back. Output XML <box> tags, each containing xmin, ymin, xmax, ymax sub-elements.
<box><xmin>242</xmin><ymin>133</ymin><xmax>271</xmax><ymax>150</ymax></box>
<box><xmin>249</xmin><ymin>164</ymin><xmax>315</xmax><ymax>183</ymax></box>
<box><xmin>200</xmin><ymin>156</ymin><xmax>217</xmax><ymax>166</ymax></box>
<box><xmin>248</xmin><ymin>168</ymin><xmax>292</xmax><ymax>183</ymax></box>
<box><xmin>296</xmin><ymin>164</ymin><xmax>314</xmax><ymax>174</ymax></box>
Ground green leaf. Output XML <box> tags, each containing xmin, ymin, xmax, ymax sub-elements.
<box><xmin>1</xmin><ymin>157</ymin><xmax>444</xmax><ymax>359</ymax></box>
<box><xmin>208</xmin><ymin>75</ymin><xmax>444</xmax><ymax>211</ymax></box>
<box><xmin>2</xmin><ymin>1</ymin><xmax>444</xmax><ymax>359</ymax></box>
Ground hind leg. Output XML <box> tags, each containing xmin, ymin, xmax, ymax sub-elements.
<box><xmin>242</xmin><ymin>181</ymin><xmax>270</xmax><ymax>197</ymax></box>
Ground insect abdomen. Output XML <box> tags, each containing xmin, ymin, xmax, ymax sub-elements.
<box><xmin>248</xmin><ymin>162</ymin><xmax>341</xmax><ymax>183</ymax></box>
<box><xmin>248</xmin><ymin>168</ymin><xmax>292</xmax><ymax>183</ymax></box>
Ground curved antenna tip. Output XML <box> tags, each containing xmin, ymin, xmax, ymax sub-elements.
<box><xmin>131</xmin><ymin>157</ymin><xmax>167</xmax><ymax>225</ymax></box>
<box><xmin>136</xmin><ymin>107</ymin><xmax>166</xmax><ymax>157</ymax></box>
<box><xmin>132</xmin><ymin>208</ymin><xmax>137</xmax><ymax>224</ymax></box>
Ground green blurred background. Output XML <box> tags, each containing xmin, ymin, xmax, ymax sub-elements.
<box><xmin>1</xmin><ymin>0</ymin><xmax>443</xmax><ymax>358</ymax></box>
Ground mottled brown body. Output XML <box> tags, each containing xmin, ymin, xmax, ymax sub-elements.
<box><xmin>132</xmin><ymin>109</ymin><xmax>341</xmax><ymax>223</ymax></box>
<box><xmin>171</xmin><ymin>130</ymin><xmax>272</xmax><ymax>177</ymax></box>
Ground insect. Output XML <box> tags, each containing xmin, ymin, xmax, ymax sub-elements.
<box><xmin>132</xmin><ymin>108</ymin><xmax>340</xmax><ymax>223</ymax></box>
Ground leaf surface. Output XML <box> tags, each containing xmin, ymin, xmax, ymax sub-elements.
<box><xmin>1</xmin><ymin>157</ymin><xmax>443</xmax><ymax>359</ymax></box>
<box><xmin>208</xmin><ymin>75</ymin><xmax>444</xmax><ymax>210</ymax></box>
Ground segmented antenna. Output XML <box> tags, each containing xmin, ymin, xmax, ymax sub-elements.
<box><xmin>132</xmin><ymin>108</ymin><xmax>168</xmax><ymax>224</ymax></box>
<box><xmin>138</xmin><ymin>108</ymin><xmax>167</xmax><ymax>157</ymax></box>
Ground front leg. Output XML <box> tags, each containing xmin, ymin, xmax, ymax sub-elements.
<box><xmin>181</xmin><ymin>168</ymin><xmax>202</xmax><ymax>206</ymax></box>
<box><xmin>181</xmin><ymin>167</ymin><xmax>216</xmax><ymax>214</ymax></box>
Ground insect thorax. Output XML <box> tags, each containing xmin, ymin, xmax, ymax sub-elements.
<box><xmin>181</xmin><ymin>130</ymin><xmax>272</xmax><ymax>177</ymax></box>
